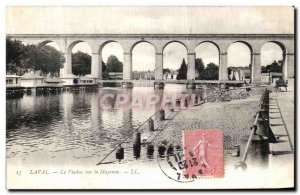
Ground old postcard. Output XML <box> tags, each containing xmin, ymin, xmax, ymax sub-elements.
<box><xmin>6</xmin><ymin>6</ymin><xmax>295</xmax><ymax>189</ymax></box>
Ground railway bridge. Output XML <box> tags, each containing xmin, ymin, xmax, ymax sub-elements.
<box><xmin>7</xmin><ymin>33</ymin><xmax>294</xmax><ymax>84</ymax></box>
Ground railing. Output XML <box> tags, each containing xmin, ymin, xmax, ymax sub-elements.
<box><xmin>235</xmin><ymin>113</ymin><xmax>259</xmax><ymax>170</ymax></box>
<box><xmin>235</xmin><ymin>88</ymin><xmax>272</xmax><ymax>171</ymax></box>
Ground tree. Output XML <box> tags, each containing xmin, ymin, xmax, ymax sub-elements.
<box><xmin>176</xmin><ymin>58</ymin><xmax>187</xmax><ymax>80</ymax></box>
<box><xmin>35</xmin><ymin>45</ymin><xmax>65</xmax><ymax>76</ymax></box>
<box><xmin>23</xmin><ymin>44</ymin><xmax>65</xmax><ymax>76</ymax></box>
<box><xmin>163</xmin><ymin>68</ymin><xmax>171</xmax><ymax>75</ymax></box>
<box><xmin>106</xmin><ymin>55</ymin><xmax>123</xmax><ymax>72</ymax></box>
<box><xmin>25</xmin><ymin>44</ymin><xmax>44</xmax><ymax>72</ymax></box>
<box><xmin>261</xmin><ymin>66</ymin><xmax>267</xmax><ymax>73</ymax></box>
<box><xmin>199</xmin><ymin>63</ymin><xmax>219</xmax><ymax>80</ymax></box>
<box><xmin>6</xmin><ymin>38</ymin><xmax>64</xmax><ymax>75</ymax></box>
<box><xmin>261</xmin><ymin>60</ymin><xmax>282</xmax><ymax>73</ymax></box>
<box><xmin>102</xmin><ymin>61</ymin><xmax>109</xmax><ymax>79</ymax></box>
<box><xmin>6</xmin><ymin>38</ymin><xmax>27</xmax><ymax>75</ymax></box>
<box><xmin>102</xmin><ymin>61</ymin><xmax>106</xmax><ymax>72</ymax></box>
<box><xmin>195</xmin><ymin>58</ymin><xmax>205</xmax><ymax>79</ymax></box>
<box><xmin>72</xmin><ymin>51</ymin><xmax>91</xmax><ymax>76</ymax></box>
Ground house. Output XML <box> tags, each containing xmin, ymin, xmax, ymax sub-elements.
<box><xmin>228</xmin><ymin>67</ymin><xmax>251</xmax><ymax>82</ymax></box>
<box><xmin>6</xmin><ymin>75</ymin><xmax>25</xmax><ymax>97</ymax></box>
<box><xmin>6</xmin><ymin>75</ymin><xmax>22</xmax><ymax>87</ymax></box>
<box><xmin>261</xmin><ymin>72</ymin><xmax>283</xmax><ymax>84</ymax></box>
<box><xmin>60</xmin><ymin>74</ymin><xmax>80</xmax><ymax>86</ymax></box>
<box><xmin>270</xmin><ymin>72</ymin><xmax>283</xmax><ymax>84</ymax></box>
<box><xmin>79</xmin><ymin>74</ymin><xmax>98</xmax><ymax>85</ymax></box>
<box><xmin>21</xmin><ymin>72</ymin><xmax>45</xmax><ymax>88</ymax></box>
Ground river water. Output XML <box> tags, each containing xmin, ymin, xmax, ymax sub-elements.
<box><xmin>6</xmin><ymin>84</ymin><xmax>215</xmax><ymax>167</ymax></box>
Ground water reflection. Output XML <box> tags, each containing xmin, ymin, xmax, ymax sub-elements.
<box><xmin>6</xmin><ymin>84</ymin><xmax>208</xmax><ymax>166</ymax></box>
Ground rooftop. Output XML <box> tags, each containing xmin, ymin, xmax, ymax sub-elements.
<box><xmin>80</xmin><ymin>74</ymin><xmax>97</xmax><ymax>79</ymax></box>
<box><xmin>6</xmin><ymin>75</ymin><xmax>21</xmax><ymax>78</ymax></box>
<box><xmin>21</xmin><ymin>72</ymin><xmax>44</xmax><ymax>80</ymax></box>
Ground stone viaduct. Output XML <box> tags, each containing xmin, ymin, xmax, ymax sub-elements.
<box><xmin>7</xmin><ymin>34</ymin><xmax>294</xmax><ymax>83</ymax></box>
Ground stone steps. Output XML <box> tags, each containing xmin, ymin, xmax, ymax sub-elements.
<box><xmin>269</xmin><ymin>97</ymin><xmax>293</xmax><ymax>155</ymax></box>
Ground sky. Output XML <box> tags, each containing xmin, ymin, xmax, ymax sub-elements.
<box><xmin>7</xmin><ymin>6</ymin><xmax>294</xmax><ymax>70</ymax></box>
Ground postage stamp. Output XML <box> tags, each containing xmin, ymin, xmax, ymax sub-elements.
<box><xmin>183</xmin><ymin>129</ymin><xmax>224</xmax><ymax>178</ymax></box>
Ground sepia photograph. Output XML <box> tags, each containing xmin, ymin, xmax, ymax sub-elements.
<box><xmin>5</xmin><ymin>5</ymin><xmax>295</xmax><ymax>190</ymax></box>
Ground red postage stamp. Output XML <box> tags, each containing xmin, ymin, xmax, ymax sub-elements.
<box><xmin>183</xmin><ymin>129</ymin><xmax>224</xmax><ymax>178</ymax></box>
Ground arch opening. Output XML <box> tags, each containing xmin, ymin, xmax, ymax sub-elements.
<box><xmin>260</xmin><ymin>42</ymin><xmax>285</xmax><ymax>84</ymax></box>
<box><xmin>131</xmin><ymin>42</ymin><xmax>155</xmax><ymax>80</ymax></box>
<box><xmin>227</xmin><ymin>42</ymin><xmax>252</xmax><ymax>81</ymax></box>
<box><xmin>195</xmin><ymin>42</ymin><xmax>219</xmax><ymax>80</ymax></box>
<box><xmin>70</xmin><ymin>42</ymin><xmax>92</xmax><ymax>76</ymax></box>
<box><xmin>101</xmin><ymin>42</ymin><xmax>124</xmax><ymax>80</ymax></box>
<box><xmin>163</xmin><ymin>42</ymin><xmax>187</xmax><ymax>80</ymax></box>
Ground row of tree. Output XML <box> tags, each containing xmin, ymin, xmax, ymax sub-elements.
<box><xmin>6</xmin><ymin>38</ymin><xmax>218</xmax><ymax>80</ymax></box>
<box><xmin>71</xmin><ymin>52</ymin><xmax>123</xmax><ymax>77</ymax></box>
<box><xmin>261</xmin><ymin>60</ymin><xmax>282</xmax><ymax>73</ymax></box>
<box><xmin>6</xmin><ymin>38</ymin><xmax>124</xmax><ymax>78</ymax></box>
<box><xmin>176</xmin><ymin>58</ymin><xmax>219</xmax><ymax>80</ymax></box>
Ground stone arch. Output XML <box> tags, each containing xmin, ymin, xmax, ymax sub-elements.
<box><xmin>100</xmin><ymin>40</ymin><xmax>124</xmax><ymax>64</ymax></box>
<box><xmin>261</xmin><ymin>41</ymin><xmax>286</xmax><ymax>54</ymax></box>
<box><xmin>37</xmin><ymin>40</ymin><xmax>58</xmax><ymax>48</ymax></box>
<box><xmin>195</xmin><ymin>41</ymin><xmax>220</xmax><ymax>80</ymax></box>
<box><xmin>260</xmin><ymin>41</ymin><xmax>287</xmax><ymax>82</ymax></box>
<box><xmin>162</xmin><ymin>41</ymin><xmax>188</xmax><ymax>80</ymax></box>
<box><xmin>67</xmin><ymin>40</ymin><xmax>90</xmax><ymax>54</ymax></box>
<box><xmin>99</xmin><ymin>40</ymin><xmax>125</xmax><ymax>79</ymax></box>
<box><xmin>99</xmin><ymin>40</ymin><xmax>124</xmax><ymax>54</ymax></box>
<box><xmin>196</xmin><ymin>41</ymin><xmax>220</xmax><ymax>53</ymax></box>
<box><xmin>65</xmin><ymin>40</ymin><xmax>93</xmax><ymax>76</ymax></box>
<box><xmin>227</xmin><ymin>41</ymin><xmax>253</xmax><ymax>65</ymax></box>
<box><xmin>36</xmin><ymin>40</ymin><xmax>63</xmax><ymax>54</ymax></box>
<box><xmin>162</xmin><ymin>40</ymin><xmax>188</xmax><ymax>53</ymax></box>
<box><xmin>229</xmin><ymin>40</ymin><xmax>253</xmax><ymax>54</ymax></box>
<box><xmin>131</xmin><ymin>41</ymin><xmax>156</xmax><ymax>80</ymax></box>
<box><xmin>130</xmin><ymin>40</ymin><xmax>157</xmax><ymax>54</ymax></box>
<box><xmin>227</xmin><ymin>41</ymin><xmax>253</xmax><ymax>81</ymax></box>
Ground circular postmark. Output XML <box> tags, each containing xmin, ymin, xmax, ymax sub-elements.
<box><xmin>156</xmin><ymin>146</ymin><xmax>198</xmax><ymax>183</ymax></box>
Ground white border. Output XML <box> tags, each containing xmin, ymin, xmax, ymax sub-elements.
<box><xmin>1</xmin><ymin>1</ymin><xmax>298</xmax><ymax>195</ymax></box>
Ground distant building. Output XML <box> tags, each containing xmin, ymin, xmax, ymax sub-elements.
<box><xmin>132</xmin><ymin>70</ymin><xmax>155</xmax><ymax>80</ymax></box>
<box><xmin>229</xmin><ymin>67</ymin><xmax>251</xmax><ymax>81</ymax></box>
<box><xmin>163</xmin><ymin>69</ymin><xmax>177</xmax><ymax>80</ymax></box>
<box><xmin>79</xmin><ymin>74</ymin><xmax>98</xmax><ymax>85</ymax></box>
<box><xmin>21</xmin><ymin>72</ymin><xmax>45</xmax><ymax>88</ymax></box>
<box><xmin>261</xmin><ymin>72</ymin><xmax>283</xmax><ymax>84</ymax></box>
<box><xmin>6</xmin><ymin>75</ymin><xmax>22</xmax><ymax>88</ymax></box>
